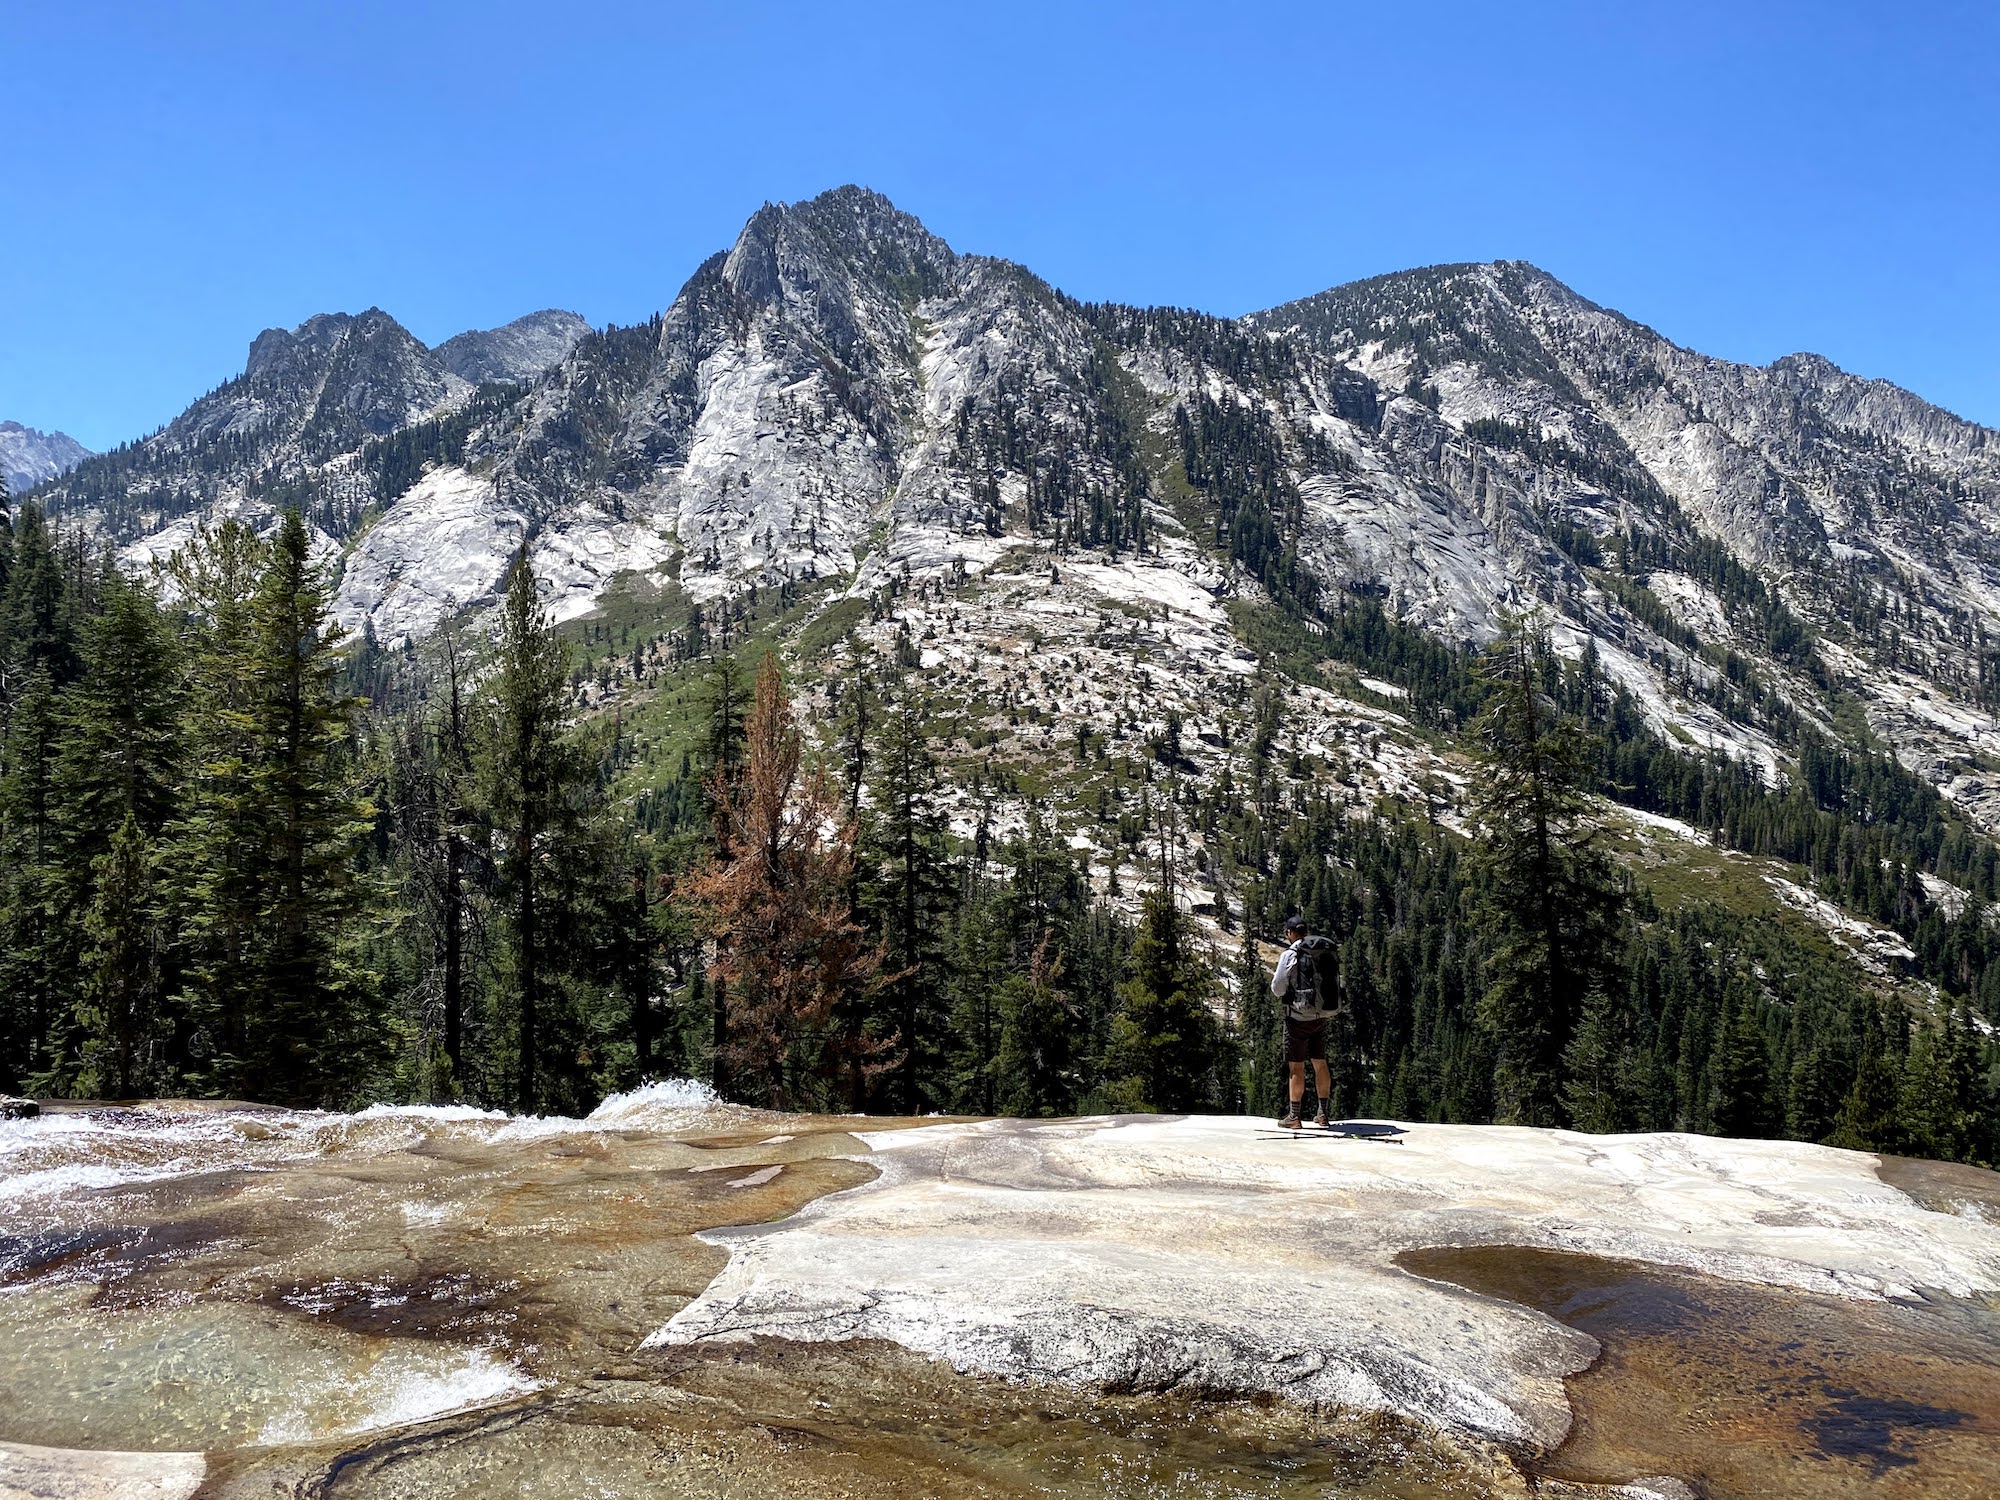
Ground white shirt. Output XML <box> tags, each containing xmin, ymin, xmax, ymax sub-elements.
<box><xmin>1271</xmin><ymin>941</ymin><xmax>1302</xmax><ymax>999</ymax></box>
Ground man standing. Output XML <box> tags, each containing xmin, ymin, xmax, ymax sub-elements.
<box><xmin>1271</xmin><ymin>914</ymin><xmax>1339</xmax><ymax>1129</ymax></box>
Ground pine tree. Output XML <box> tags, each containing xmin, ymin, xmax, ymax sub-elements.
<box><xmin>480</xmin><ymin>551</ymin><xmax>587</xmax><ymax>1113</ymax></box>
<box><xmin>0</xmin><ymin>668</ymin><xmax>63</xmax><ymax>1089</ymax></box>
<box><xmin>835</xmin><ymin>650</ymin><xmax>874</xmax><ymax>816</ymax></box>
<box><xmin>56</xmin><ymin>571</ymin><xmax>181</xmax><ymax>852</ymax></box>
<box><xmin>862</xmin><ymin>688</ymin><xmax>956</xmax><ymax>1110</ymax></box>
<box><xmin>1829</xmin><ymin>1008</ymin><xmax>1904</xmax><ymax>1153</ymax></box>
<box><xmin>1104</xmin><ymin>887</ymin><xmax>1220</xmax><ymax>1113</ymax></box>
<box><xmin>0</xmin><ymin>493</ymin><xmax>13</xmax><ymax>651</ymax></box>
<box><xmin>28</xmin><ymin>571</ymin><xmax>184</xmax><ymax>1092</ymax></box>
<box><xmin>388</xmin><ymin>622</ymin><xmax>483</xmax><ymax>1099</ymax></box>
<box><xmin>239</xmin><ymin>510</ymin><xmax>376</xmax><ymax>1105</ymax></box>
<box><xmin>1898</xmin><ymin>1009</ymin><xmax>1980</xmax><ymax>1162</ymax></box>
<box><xmin>433</xmin><ymin>622</ymin><xmax>478</xmax><ymax>1091</ymax></box>
<box><xmin>1236</xmin><ymin>929</ymin><xmax>1282</xmax><ymax>1116</ymax></box>
<box><xmin>610</xmin><ymin>846</ymin><xmax>670</xmax><ymax>1083</ymax></box>
<box><xmin>75</xmin><ymin>813</ymin><xmax>167</xmax><ymax>1097</ymax></box>
<box><xmin>1708</xmin><ymin>979</ymin><xmax>1774</xmax><ymax>1138</ymax></box>
<box><xmin>0</xmin><ymin>503</ymin><xmax>77</xmax><ymax>692</ymax></box>
<box><xmin>165</xmin><ymin>521</ymin><xmax>272</xmax><ymax>1093</ymax></box>
<box><xmin>1564</xmin><ymin>984</ymin><xmax>1637</xmax><ymax>1133</ymax></box>
<box><xmin>995</xmin><ymin>937</ymin><xmax>1075</xmax><ymax>1117</ymax></box>
<box><xmin>702</xmin><ymin>654</ymin><xmax>747</xmax><ymax>793</ymax></box>
<box><xmin>688</xmin><ymin>653</ymin><xmax>886</xmax><ymax>1109</ymax></box>
<box><xmin>1785</xmin><ymin>1042</ymin><xmax>1845</xmax><ymax>1144</ymax></box>
<box><xmin>1469</xmin><ymin>622</ymin><xmax>1627</xmax><ymax>1126</ymax></box>
<box><xmin>942</xmin><ymin>886</ymin><xmax>1010</xmax><ymax>1113</ymax></box>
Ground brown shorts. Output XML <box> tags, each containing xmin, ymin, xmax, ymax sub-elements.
<box><xmin>1284</xmin><ymin>1014</ymin><xmax>1329</xmax><ymax>1064</ymax></box>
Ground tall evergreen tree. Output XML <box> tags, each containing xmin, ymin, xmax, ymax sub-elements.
<box><xmin>861</xmin><ymin>688</ymin><xmax>956</xmax><ymax>1111</ymax></box>
<box><xmin>1708</xmin><ymin>978</ymin><xmax>1775</xmax><ymax>1138</ymax></box>
<box><xmin>702</xmin><ymin>654</ymin><xmax>747</xmax><ymax>793</ymax></box>
<box><xmin>166</xmin><ymin>521</ymin><xmax>272</xmax><ymax>1093</ymax></box>
<box><xmin>240</xmin><ymin>510</ymin><xmax>376</xmax><ymax>1105</ymax></box>
<box><xmin>480</xmin><ymin>551</ymin><xmax>587</xmax><ymax>1113</ymax></box>
<box><xmin>1899</xmin><ymin>1008</ymin><xmax>1981</xmax><ymax>1162</ymax></box>
<box><xmin>1236</xmin><ymin>929</ymin><xmax>1282</xmax><ymax>1116</ymax></box>
<box><xmin>55</xmin><ymin>571</ymin><xmax>181</xmax><ymax>852</ymax></box>
<box><xmin>995</xmin><ymin>937</ymin><xmax>1076</xmax><ymax>1117</ymax></box>
<box><xmin>0</xmin><ymin>503</ymin><xmax>77</xmax><ymax>695</ymax></box>
<box><xmin>1829</xmin><ymin>1006</ymin><xmax>1904</xmax><ymax>1152</ymax></box>
<box><xmin>388</xmin><ymin>622</ymin><xmax>484</xmax><ymax>1099</ymax></box>
<box><xmin>31</xmin><ymin>573</ymin><xmax>184</xmax><ymax>1093</ymax></box>
<box><xmin>0</xmin><ymin>668</ymin><xmax>63</xmax><ymax>1088</ymax></box>
<box><xmin>75</xmin><ymin>813</ymin><xmax>168</xmax><ymax>1097</ymax></box>
<box><xmin>835</xmin><ymin>650</ymin><xmax>875</xmax><ymax>817</ymax></box>
<box><xmin>1469</xmin><ymin>623</ymin><xmax>1627</xmax><ymax>1126</ymax></box>
<box><xmin>1103</xmin><ymin>884</ymin><xmax>1221</xmax><ymax>1113</ymax></box>
<box><xmin>1563</xmin><ymin>984</ymin><xmax>1640</xmax><ymax>1133</ymax></box>
<box><xmin>942</xmin><ymin>885</ymin><xmax>1011</xmax><ymax>1113</ymax></box>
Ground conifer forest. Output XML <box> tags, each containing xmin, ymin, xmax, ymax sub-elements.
<box><xmin>2</xmin><ymin>474</ymin><xmax>1994</xmax><ymax>1167</ymax></box>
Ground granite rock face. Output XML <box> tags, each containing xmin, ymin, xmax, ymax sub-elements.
<box><xmin>652</xmin><ymin>1114</ymin><xmax>2000</xmax><ymax>1448</ymax></box>
<box><xmin>434</xmin><ymin>309</ymin><xmax>591</xmax><ymax>386</ymax></box>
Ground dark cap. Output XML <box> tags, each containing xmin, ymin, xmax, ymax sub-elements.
<box><xmin>1283</xmin><ymin>913</ymin><xmax>1306</xmax><ymax>935</ymax></box>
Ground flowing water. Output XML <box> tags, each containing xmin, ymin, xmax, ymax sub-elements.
<box><xmin>2</xmin><ymin>1097</ymin><xmax>1996</xmax><ymax>1498</ymax></box>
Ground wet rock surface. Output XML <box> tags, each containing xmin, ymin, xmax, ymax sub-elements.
<box><xmin>1402</xmin><ymin>1245</ymin><xmax>2000</xmax><ymax>1498</ymax></box>
<box><xmin>661</xmin><ymin>1118</ymin><xmax>2000</xmax><ymax>1423</ymax></box>
<box><xmin>2</xmin><ymin>1100</ymin><xmax>1997</xmax><ymax>1498</ymax></box>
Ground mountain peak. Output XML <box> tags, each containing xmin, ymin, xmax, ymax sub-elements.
<box><xmin>242</xmin><ymin>307</ymin><xmax>424</xmax><ymax>384</ymax></box>
<box><xmin>722</xmin><ymin>184</ymin><xmax>956</xmax><ymax>307</ymax></box>
<box><xmin>244</xmin><ymin>311</ymin><xmax>354</xmax><ymax>378</ymax></box>
<box><xmin>0</xmin><ymin>420</ymin><xmax>93</xmax><ymax>495</ymax></box>
<box><xmin>435</xmin><ymin>309</ymin><xmax>591</xmax><ymax>386</ymax></box>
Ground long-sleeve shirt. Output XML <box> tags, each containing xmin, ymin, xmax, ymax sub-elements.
<box><xmin>1271</xmin><ymin>940</ymin><xmax>1320</xmax><ymax>1020</ymax></box>
<box><xmin>1271</xmin><ymin>942</ymin><xmax>1299</xmax><ymax>999</ymax></box>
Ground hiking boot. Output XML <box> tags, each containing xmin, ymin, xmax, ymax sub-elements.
<box><xmin>1314</xmin><ymin>1102</ymin><xmax>1330</xmax><ymax>1129</ymax></box>
<box><xmin>1280</xmin><ymin>1107</ymin><xmax>1302</xmax><ymax>1129</ymax></box>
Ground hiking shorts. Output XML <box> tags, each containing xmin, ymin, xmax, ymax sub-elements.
<box><xmin>1284</xmin><ymin>1014</ymin><xmax>1329</xmax><ymax>1064</ymax></box>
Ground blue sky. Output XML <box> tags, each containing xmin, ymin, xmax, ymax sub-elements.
<box><xmin>4</xmin><ymin>0</ymin><xmax>1994</xmax><ymax>451</ymax></box>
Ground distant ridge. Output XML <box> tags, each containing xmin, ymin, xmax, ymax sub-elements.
<box><xmin>0</xmin><ymin>419</ymin><xmax>92</xmax><ymax>494</ymax></box>
<box><xmin>435</xmin><ymin>309</ymin><xmax>592</xmax><ymax>385</ymax></box>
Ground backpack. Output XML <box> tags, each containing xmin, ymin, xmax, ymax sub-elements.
<box><xmin>1288</xmin><ymin>935</ymin><xmax>1340</xmax><ymax>1020</ymax></box>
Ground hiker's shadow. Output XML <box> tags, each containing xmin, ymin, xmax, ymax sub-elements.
<box><xmin>1328</xmin><ymin>1121</ymin><xmax>1407</xmax><ymax>1141</ymax></box>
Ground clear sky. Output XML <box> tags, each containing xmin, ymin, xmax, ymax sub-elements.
<box><xmin>4</xmin><ymin>0</ymin><xmax>1995</xmax><ymax>451</ymax></box>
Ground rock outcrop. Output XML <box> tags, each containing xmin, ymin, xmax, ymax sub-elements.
<box><xmin>654</xmin><ymin>1114</ymin><xmax>2000</xmax><ymax>1448</ymax></box>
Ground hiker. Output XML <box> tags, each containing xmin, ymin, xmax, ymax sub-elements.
<box><xmin>1271</xmin><ymin>914</ymin><xmax>1340</xmax><ymax>1129</ymax></box>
